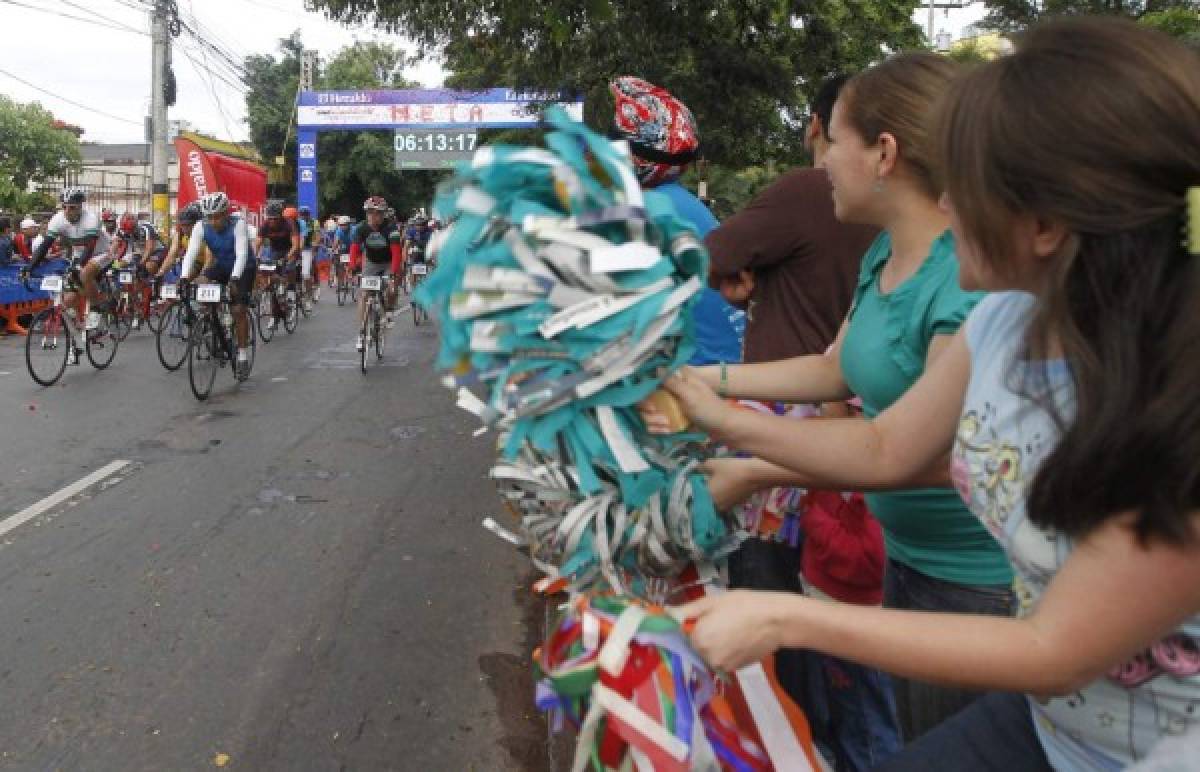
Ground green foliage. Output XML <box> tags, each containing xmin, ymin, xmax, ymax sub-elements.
<box><xmin>945</xmin><ymin>38</ymin><xmax>991</xmax><ymax>63</ymax></box>
<box><xmin>0</xmin><ymin>96</ymin><xmax>82</xmax><ymax>212</ymax></box>
<box><xmin>980</xmin><ymin>0</ymin><xmax>1199</xmax><ymax>33</ymax></box>
<box><xmin>1140</xmin><ymin>6</ymin><xmax>1200</xmax><ymax>46</ymax></box>
<box><xmin>306</xmin><ymin>0</ymin><xmax>925</xmax><ymax>171</ymax></box>
<box><xmin>242</xmin><ymin>34</ymin><xmax>450</xmax><ymax>217</ymax></box>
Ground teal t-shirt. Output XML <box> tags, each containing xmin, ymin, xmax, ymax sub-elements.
<box><xmin>840</xmin><ymin>230</ymin><xmax>1012</xmax><ymax>586</ymax></box>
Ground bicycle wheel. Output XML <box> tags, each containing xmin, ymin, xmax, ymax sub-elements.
<box><xmin>374</xmin><ymin>308</ymin><xmax>385</xmax><ymax>360</ymax></box>
<box><xmin>337</xmin><ymin>277</ymin><xmax>348</xmax><ymax>306</ymax></box>
<box><xmin>283</xmin><ymin>290</ymin><xmax>299</xmax><ymax>334</ymax></box>
<box><xmin>257</xmin><ymin>293</ymin><xmax>277</xmax><ymax>343</ymax></box>
<box><xmin>113</xmin><ymin>293</ymin><xmax>133</xmax><ymax>341</ymax></box>
<box><xmin>235</xmin><ymin>308</ymin><xmax>257</xmax><ymax>382</ymax></box>
<box><xmin>25</xmin><ymin>308</ymin><xmax>70</xmax><ymax>387</ymax></box>
<box><xmin>360</xmin><ymin>304</ymin><xmax>372</xmax><ymax>374</ymax></box>
<box><xmin>145</xmin><ymin>297</ymin><xmax>164</xmax><ymax>334</ymax></box>
<box><xmin>155</xmin><ymin>303</ymin><xmax>191</xmax><ymax>371</ymax></box>
<box><xmin>188</xmin><ymin>315</ymin><xmax>219</xmax><ymax>401</ymax></box>
<box><xmin>298</xmin><ymin>287</ymin><xmax>312</xmax><ymax>318</ymax></box>
<box><xmin>85</xmin><ymin>310</ymin><xmax>120</xmax><ymax>369</ymax></box>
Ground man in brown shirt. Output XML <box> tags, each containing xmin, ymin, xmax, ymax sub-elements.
<box><xmin>705</xmin><ymin>76</ymin><xmax>878</xmax><ymax>364</ymax></box>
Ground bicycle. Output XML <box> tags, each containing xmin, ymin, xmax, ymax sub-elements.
<box><xmin>254</xmin><ymin>261</ymin><xmax>298</xmax><ymax>342</ymax></box>
<box><xmin>22</xmin><ymin>264</ymin><xmax>120</xmax><ymax>386</ymax></box>
<box><xmin>358</xmin><ymin>274</ymin><xmax>387</xmax><ymax>374</ymax></box>
<box><xmin>335</xmin><ymin>253</ymin><xmax>356</xmax><ymax>306</ymax></box>
<box><xmin>187</xmin><ymin>283</ymin><xmax>257</xmax><ymax>401</ymax></box>
<box><xmin>107</xmin><ymin>262</ymin><xmax>139</xmax><ymax>341</ymax></box>
<box><xmin>154</xmin><ymin>279</ymin><xmax>198</xmax><ymax>372</ymax></box>
<box><xmin>408</xmin><ymin>259</ymin><xmax>431</xmax><ymax>326</ymax></box>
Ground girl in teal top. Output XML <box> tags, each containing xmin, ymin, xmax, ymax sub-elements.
<box><xmin>649</xmin><ymin>52</ymin><xmax>1014</xmax><ymax>745</ymax></box>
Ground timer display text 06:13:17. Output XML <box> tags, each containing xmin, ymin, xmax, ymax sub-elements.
<box><xmin>394</xmin><ymin>131</ymin><xmax>479</xmax><ymax>153</ymax></box>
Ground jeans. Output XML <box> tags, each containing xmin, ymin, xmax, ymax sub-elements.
<box><xmin>874</xmin><ymin>692</ymin><xmax>1052</xmax><ymax>771</ymax></box>
<box><xmin>727</xmin><ymin>539</ymin><xmax>810</xmax><ymax>714</ymax></box>
<box><xmin>806</xmin><ymin>651</ymin><xmax>902</xmax><ymax>771</ymax></box>
<box><xmin>884</xmin><ymin>559</ymin><xmax>1016</xmax><ymax>742</ymax></box>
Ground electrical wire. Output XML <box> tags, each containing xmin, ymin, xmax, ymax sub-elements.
<box><xmin>178</xmin><ymin>38</ymin><xmax>242</xmax><ymax>140</ymax></box>
<box><xmin>59</xmin><ymin>0</ymin><xmax>147</xmax><ymax>34</ymax></box>
<box><xmin>0</xmin><ymin>66</ymin><xmax>145</xmax><ymax>126</ymax></box>
<box><xmin>0</xmin><ymin>0</ymin><xmax>149</xmax><ymax>35</ymax></box>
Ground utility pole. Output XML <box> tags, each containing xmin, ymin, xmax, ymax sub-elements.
<box><xmin>150</xmin><ymin>0</ymin><xmax>170</xmax><ymax>229</ymax></box>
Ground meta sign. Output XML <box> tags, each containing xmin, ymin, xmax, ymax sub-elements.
<box><xmin>295</xmin><ymin>88</ymin><xmax>584</xmax><ymax>211</ymax></box>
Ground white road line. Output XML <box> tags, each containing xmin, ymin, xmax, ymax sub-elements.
<box><xmin>1</xmin><ymin>460</ymin><xmax>131</xmax><ymax>538</ymax></box>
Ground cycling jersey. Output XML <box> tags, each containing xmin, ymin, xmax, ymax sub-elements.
<box><xmin>350</xmin><ymin>221</ymin><xmax>403</xmax><ymax>265</ymax></box>
<box><xmin>44</xmin><ymin>209</ymin><xmax>110</xmax><ymax>262</ymax></box>
<box><xmin>259</xmin><ymin>216</ymin><xmax>298</xmax><ymax>256</ymax></box>
<box><xmin>115</xmin><ymin>222</ymin><xmax>163</xmax><ymax>260</ymax></box>
<box><xmin>333</xmin><ymin>225</ymin><xmax>354</xmax><ymax>253</ymax></box>
<box><xmin>183</xmin><ymin>217</ymin><xmax>250</xmax><ymax>278</ymax></box>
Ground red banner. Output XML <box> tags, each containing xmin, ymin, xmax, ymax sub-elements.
<box><xmin>173</xmin><ymin>137</ymin><xmax>268</xmax><ymax>228</ymax></box>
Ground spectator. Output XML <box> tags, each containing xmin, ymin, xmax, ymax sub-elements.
<box><xmin>14</xmin><ymin>218</ymin><xmax>38</xmax><ymax>259</ymax></box>
<box><xmin>0</xmin><ymin>217</ymin><xmax>14</xmax><ymax>267</ymax></box>
<box><xmin>609</xmin><ymin>76</ymin><xmax>744</xmax><ymax>366</ymax></box>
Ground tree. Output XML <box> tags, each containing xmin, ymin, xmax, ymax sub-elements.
<box><xmin>980</xmin><ymin>0</ymin><xmax>1199</xmax><ymax>34</ymax></box>
<box><xmin>243</xmin><ymin>31</ymin><xmax>304</xmax><ymax>199</ymax></box>
<box><xmin>242</xmin><ymin>36</ymin><xmax>449</xmax><ymax>216</ymax></box>
<box><xmin>306</xmin><ymin>0</ymin><xmax>925</xmax><ymax>170</ymax></box>
<box><xmin>1140</xmin><ymin>6</ymin><xmax>1200</xmax><ymax>46</ymax></box>
<box><xmin>0</xmin><ymin>96</ymin><xmax>81</xmax><ymax>213</ymax></box>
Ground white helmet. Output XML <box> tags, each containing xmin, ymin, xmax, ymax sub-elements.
<box><xmin>337</xmin><ymin>215</ymin><xmax>352</xmax><ymax>226</ymax></box>
<box><xmin>60</xmin><ymin>186</ymin><xmax>87</xmax><ymax>205</ymax></box>
<box><xmin>197</xmin><ymin>192</ymin><xmax>230</xmax><ymax>216</ymax></box>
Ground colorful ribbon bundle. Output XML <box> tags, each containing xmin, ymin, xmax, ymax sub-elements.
<box><xmin>535</xmin><ymin>594</ymin><xmax>771</xmax><ymax>772</ymax></box>
<box><xmin>415</xmin><ymin>106</ymin><xmax>739</xmax><ymax>595</ymax></box>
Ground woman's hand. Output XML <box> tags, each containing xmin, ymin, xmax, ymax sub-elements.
<box><xmin>702</xmin><ymin>456</ymin><xmax>766</xmax><ymax>511</ymax></box>
<box><xmin>639</xmin><ymin>367</ymin><xmax>734</xmax><ymax>436</ymax></box>
<box><xmin>673</xmin><ymin>591</ymin><xmax>794</xmax><ymax>672</ymax></box>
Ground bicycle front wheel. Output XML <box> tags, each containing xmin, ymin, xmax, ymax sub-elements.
<box><xmin>155</xmin><ymin>303</ymin><xmax>191</xmax><ymax>371</ymax></box>
<box><xmin>283</xmin><ymin>291</ymin><xmax>299</xmax><ymax>334</ymax></box>
<box><xmin>235</xmin><ymin>308</ymin><xmax>257</xmax><ymax>382</ymax></box>
<box><xmin>25</xmin><ymin>308</ymin><xmax>70</xmax><ymax>387</ymax></box>
<box><xmin>86</xmin><ymin>312</ymin><xmax>120</xmax><ymax>369</ymax></box>
<box><xmin>187</xmin><ymin>316</ymin><xmax>219</xmax><ymax>400</ymax></box>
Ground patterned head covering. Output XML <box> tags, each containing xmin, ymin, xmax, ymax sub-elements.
<box><xmin>609</xmin><ymin>76</ymin><xmax>700</xmax><ymax>188</ymax></box>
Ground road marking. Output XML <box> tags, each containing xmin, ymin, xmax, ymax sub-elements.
<box><xmin>1</xmin><ymin>460</ymin><xmax>131</xmax><ymax>538</ymax></box>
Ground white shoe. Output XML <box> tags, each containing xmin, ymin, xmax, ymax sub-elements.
<box><xmin>85</xmin><ymin>311</ymin><xmax>101</xmax><ymax>330</ymax></box>
<box><xmin>68</xmin><ymin>348</ymin><xmax>81</xmax><ymax>365</ymax></box>
<box><xmin>313</xmin><ymin>287</ymin><xmax>321</xmax><ymax>302</ymax></box>
<box><xmin>303</xmin><ymin>300</ymin><xmax>313</xmax><ymax>313</ymax></box>
<box><xmin>265</xmin><ymin>317</ymin><xmax>276</xmax><ymax>331</ymax></box>
<box><xmin>132</xmin><ymin>318</ymin><xmax>141</xmax><ymax>330</ymax></box>
<box><xmin>355</xmin><ymin>335</ymin><xmax>365</xmax><ymax>352</ymax></box>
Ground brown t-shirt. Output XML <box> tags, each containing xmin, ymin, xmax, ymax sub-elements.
<box><xmin>705</xmin><ymin>168</ymin><xmax>878</xmax><ymax>363</ymax></box>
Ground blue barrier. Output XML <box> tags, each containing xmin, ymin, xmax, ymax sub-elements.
<box><xmin>0</xmin><ymin>260</ymin><xmax>68</xmax><ymax>305</ymax></box>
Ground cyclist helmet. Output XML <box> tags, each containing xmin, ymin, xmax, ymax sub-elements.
<box><xmin>197</xmin><ymin>191</ymin><xmax>230</xmax><ymax>216</ymax></box>
<box><xmin>60</xmin><ymin>186</ymin><xmax>87</xmax><ymax>205</ymax></box>
<box><xmin>609</xmin><ymin>76</ymin><xmax>700</xmax><ymax>187</ymax></box>
<box><xmin>337</xmin><ymin>215</ymin><xmax>352</xmax><ymax>226</ymax></box>
<box><xmin>265</xmin><ymin>200</ymin><xmax>284</xmax><ymax>218</ymax></box>
<box><xmin>100</xmin><ymin>207</ymin><xmax>117</xmax><ymax>223</ymax></box>
<box><xmin>298</xmin><ymin>205</ymin><xmax>311</xmax><ymax>216</ymax></box>
<box><xmin>178</xmin><ymin>202</ymin><xmax>202</xmax><ymax>227</ymax></box>
<box><xmin>117</xmin><ymin>212</ymin><xmax>137</xmax><ymax>235</ymax></box>
<box><xmin>363</xmin><ymin>195</ymin><xmax>388</xmax><ymax>212</ymax></box>
<box><xmin>283</xmin><ymin>206</ymin><xmax>298</xmax><ymax>220</ymax></box>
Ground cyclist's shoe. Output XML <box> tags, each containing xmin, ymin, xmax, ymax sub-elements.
<box><xmin>385</xmin><ymin>312</ymin><xmax>395</xmax><ymax>329</ymax></box>
<box><xmin>355</xmin><ymin>334</ymin><xmax>365</xmax><ymax>352</ymax></box>
<box><xmin>68</xmin><ymin>347</ymin><xmax>81</xmax><ymax>366</ymax></box>
<box><xmin>303</xmin><ymin>299</ymin><xmax>313</xmax><ymax>313</ymax></box>
<box><xmin>313</xmin><ymin>287</ymin><xmax>321</xmax><ymax>302</ymax></box>
<box><xmin>265</xmin><ymin>317</ymin><xmax>276</xmax><ymax>331</ymax></box>
<box><xmin>132</xmin><ymin>318</ymin><xmax>141</xmax><ymax>331</ymax></box>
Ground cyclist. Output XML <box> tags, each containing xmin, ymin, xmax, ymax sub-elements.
<box><xmin>112</xmin><ymin>213</ymin><xmax>167</xmax><ymax>328</ymax></box>
<box><xmin>257</xmin><ymin>202</ymin><xmax>301</xmax><ymax>282</ymax></box>
<box><xmin>25</xmin><ymin>187</ymin><xmax>113</xmax><ymax>330</ymax></box>
<box><xmin>100</xmin><ymin>208</ymin><xmax>118</xmax><ymax>240</ymax></box>
<box><xmin>156</xmin><ymin>203</ymin><xmax>206</xmax><ymax>279</ymax></box>
<box><xmin>350</xmin><ymin>195</ymin><xmax>403</xmax><ymax>351</ymax></box>
<box><xmin>297</xmin><ymin>205</ymin><xmax>321</xmax><ymax>305</ymax></box>
<box><xmin>281</xmin><ymin>205</ymin><xmax>309</xmax><ymax>312</ymax></box>
<box><xmin>332</xmin><ymin>215</ymin><xmax>354</xmax><ymax>257</ymax></box>
<box><xmin>179</xmin><ymin>192</ymin><xmax>255</xmax><ymax>377</ymax></box>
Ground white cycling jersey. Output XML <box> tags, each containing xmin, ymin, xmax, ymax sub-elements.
<box><xmin>46</xmin><ymin>209</ymin><xmax>110</xmax><ymax>259</ymax></box>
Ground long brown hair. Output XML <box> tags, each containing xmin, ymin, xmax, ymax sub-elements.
<box><xmin>840</xmin><ymin>52</ymin><xmax>959</xmax><ymax>200</ymax></box>
<box><xmin>937</xmin><ymin>17</ymin><xmax>1200</xmax><ymax>544</ymax></box>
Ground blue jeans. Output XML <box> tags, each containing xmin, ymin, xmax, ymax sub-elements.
<box><xmin>806</xmin><ymin>651</ymin><xmax>902</xmax><ymax>771</ymax></box>
<box><xmin>874</xmin><ymin>692</ymin><xmax>1052</xmax><ymax>771</ymax></box>
<box><xmin>884</xmin><ymin>559</ymin><xmax>1016</xmax><ymax>742</ymax></box>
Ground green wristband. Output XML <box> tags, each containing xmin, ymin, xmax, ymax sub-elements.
<box><xmin>718</xmin><ymin>361</ymin><xmax>728</xmax><ymax>398</ymax></box>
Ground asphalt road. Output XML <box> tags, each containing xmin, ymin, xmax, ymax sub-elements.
<box><xmin>0</xmin><ymin>290</ymin><xmax>555</xmax><ymax>771</ymax></box>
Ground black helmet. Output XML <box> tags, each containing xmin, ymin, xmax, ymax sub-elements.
<box><xmin>265</xmin><ymin>200</ymin><xmax>284</xmax><ymax>218</ymax></box>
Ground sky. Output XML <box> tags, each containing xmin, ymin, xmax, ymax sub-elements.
<box><xmin>0</xmin><ymin>0</ymin><xmax>985</xmax><ymax>146</ymax></box>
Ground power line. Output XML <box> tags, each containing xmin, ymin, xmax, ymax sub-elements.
<box><xmin>0</xmin><ymin>0</ymin><xmax>149</xmax><ymax>35</ymax></box>
<box><xmin>59</xmin><ymin>0</ymin><xmax>147</xmax><ymax>35</ymax></box>
<box><xmin>179</xmin><ymin>38</ymin><xmax>242</xmax><ymax>140</ymax></box>
<box><xmin>0</xmin><ymin>66</ymin><xmax>144</xmax><ymax>126</ymax></box>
